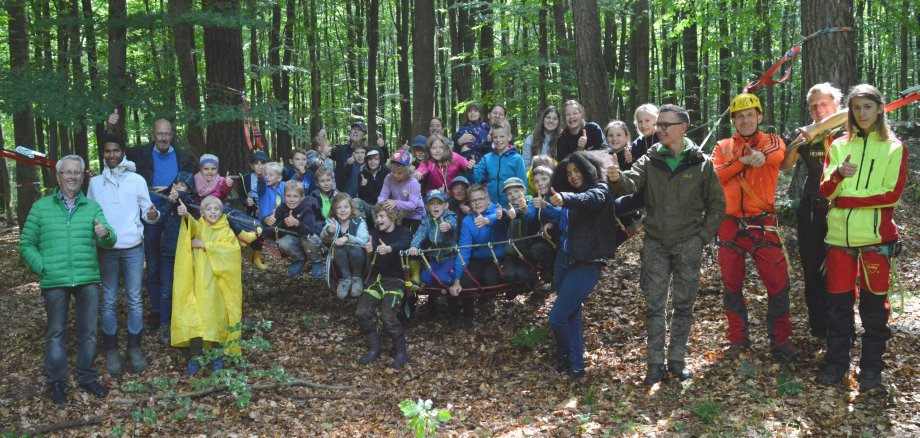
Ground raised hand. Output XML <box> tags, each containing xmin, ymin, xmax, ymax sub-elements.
<box><xmin>361</xmin><ymin>175</ymin><xmax>368</xmax><ymax>186</ymax></box>
<box><xmin>837</xmin><ymin>154</ymin><xmax>857</xmax><ymax>178</ymax></box>
<box><xmin>624</xmin><ymin>147</ymin><xmax>633</xmax><ymax>164</ymax></box>
<box><xmin>532</xmin><ymin>196</ymin><xmax>548</xmax><ymax>209</ymax></box>
<box><xmin>382</xmin><ymin>199</ymin><xmax>397</xmax><ymax>211</ymax></box>
<box><xmin>606</xmin><ymin>161</ymin><xmax>620</xmax><ymax>183</ymax></box>
<box><xmin>577</xmin><ymin>129</ymin><xmax>588</xmax><ymax>150</ymax></box>
<box><xmin>107</xmin><ymin>108</ymin><xmax>119</xmax><ymax>127</ymax></box>
<box><xmin>224</xmin><ymin>171</ymin><xmax>235</xmax><ymax>188</ymax></box>
<box><xmin>376</xmin><ymin>239</ymin><xmax>391</xmax><ymax>255</ymax></box>
<box><xmin>246</xmin><ymin>196</ymin><xmax>255</xmax><ymax>207</ymax></box>
<box><xmin>438</xmin><ymin>217</ymin><xmax>450</xmax><ymax>233</ymax></box>
<box><xmin>495</xmin><ymin>204</ymin><xmax>504</xmax><ymax>220</ymax></box>
<box><xmin>93</xmin><ymin>219</ymin><xmax>109</xmax><ymax>238</ymax></box>
<box><xmin>177</xmin><ymin>198</ymin><xmax>188</xmax><ymax>217</ymax></box>
<box><xmin>466</xmin><ymin>159</ymin><xmax>476</xmax><ymax>170</ymax></box>
<box><xmin>364</xmin><ymin>240</ymin><xmax>373</xmax><ymax>253</ymax></box>
<box><xmin>473</xmin><ymin>213</ymin><xmax>490</xmax><ymax>228</ymax></box>
<box><xmin>507</xmin><ymin>206</ymin><xmax>517</xmax><ymax>220</ymax></box>
<box><xmin>146</xmin><ymin>204</ymin><xmax>158</xmax><ymax>221</ymax></box>
<box><xmin>169</xmin><ymin>187</ymin><xmax>180</xmax><ymax>203</ymax></box>
<box><xmin>284</xmin><ymin>210</ymin><xmax>299</xmax><ymax>227</ymax></box>
<box><xmin>265</xmin><ymin>212</ymin><xmax>277</xmax><ymax>227</ymax></box>
<box><xmin>191</xmin><ymin>239</ymin><xmax>206</xmax><ymax>249</ymax></box>
<box><xmin>549</xmin><ymin>187</ymin><xmax>563</xmax><ymax>207</ymax></box>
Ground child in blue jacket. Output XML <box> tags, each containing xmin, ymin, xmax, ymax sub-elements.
<box><xmin>408</xmin><ymin>190</ymin><xmax>459</xmax><ymax>320</ymax></box>
<box><xmin>453</xmin><ymin>103</ymin><xmax>491</xmax><ymax>162</ymax></box>
<box><xmin>472</xmin><ymin>120</ymin><xmax>527</xmax><ymax>208</ymax></box>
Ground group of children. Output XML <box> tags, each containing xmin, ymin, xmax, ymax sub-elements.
<box><xmin>161</xmin><ymin>103</ymin><xmax>663</xmax><ymax>372</ymax></box>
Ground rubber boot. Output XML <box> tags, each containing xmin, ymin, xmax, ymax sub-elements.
<box><xmin>409</xmin><ymin>260</ymin><xmax>422</xmax><ymax>286</ymax></box>
<box><xmin>250</xmin><ymin>250</ymin><xmax>268</xmax><ymax>270</ymax></box>
<box><xmin>104</xmin><ymin>333</ymin><xmax>124</xmax><ymax>376</ymax></box>
<box><xmin>391</xmin><ymin>334</ymin><xmax>409</xmax><ymax>369</ymax></box>
<box><xmin>127</xmin><ymin>333</ymin><xmax>149</xmax><ymax>373</ymax></box>
<box><xmin>238</xmin><ymin>230</ymin><xmax>258</xmax><ymax>244</ymax></box>
<box><xmin>359</xmin><ymin>332</ymin><xmax>382</xmax><ymax>365</ymax></box>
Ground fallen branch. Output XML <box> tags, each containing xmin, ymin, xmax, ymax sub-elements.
<box><xmin>116</xmin><ymin>377</ymin><xmax>355</xmax><ymax>405</ymax></box>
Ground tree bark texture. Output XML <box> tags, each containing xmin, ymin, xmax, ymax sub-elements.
<box><xmin>413</xmin><ymin>0</ymin><xmax>436</xmax><ymax>136</ymax></box>
<box><xmin>203</xmin><ymin>0</ymin><xmax>247</xmax><ymax>173</ymax></box>
<box><xmin>169</xmin><ymin>0</ymin><xmax>207</xmax><ymax>151</ymax></box>
<box><xmin>571</xmin><ymin>0</ymin><xmax>612</xmax><ymax>123</ymax></box>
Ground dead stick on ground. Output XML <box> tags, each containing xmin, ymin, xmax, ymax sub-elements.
<box><xmin>116</xmin><ymin>377</ymin><xmax>356</xmax><ymax>405</ymax></box>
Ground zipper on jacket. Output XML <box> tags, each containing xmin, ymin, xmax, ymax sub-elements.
<box><xmin>854</xmin><ymin>133</ymin><xmax>869</xmax><ymax>188</ymax></box>
<box><xmin>873</xmin><ymin>208</ymin><xmax>879</xmax><ymax>238</ymax></box>
<box><xmin>864</xmin><ymin>159</ymin><xmax>875</xmax><ymax>189</ymax></box>
<box><xmin>845</xmin><ymin>208</ymin><xmax>852</xmax><ymax>247</ymax></box>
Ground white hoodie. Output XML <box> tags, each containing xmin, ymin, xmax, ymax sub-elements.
<box><xmin>88</xmin><ymin>157</ymin><xmax>158</xmax><ymax>249</ymax></box>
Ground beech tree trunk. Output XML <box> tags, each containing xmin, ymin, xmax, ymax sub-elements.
<box><xmin>413</xmin><ymin>0</ymin><xmax>436</xmax><ymax>136</ymax></box>
<box><xmin>396</xmin><ymin>0</ymin><xmax>411</xmax><ymax>141</ymax></box>
<box><xmin>108</xmin><ymin>0</ymin><xmax>127</xmax><ymax>137</ymax></box>
<box><xmin>479</xmin><ymin>0</ymin><xmax>495</xmax><ymax>97</ymax></box>
<box><xmin>571</xmin><ymin>0</ymin><xmax>612</xmax><ymax>123</ymax></box>
<box><xmin>682</xmin><ymin>9</ymin><xmax>701</xmax><ymax>136</ymax></box>
<box><xmin>169</xmin><ymin>0</ymin><xmax>206</xmax><ymax>151</ymax></box>
<box><xmin>203</xmin><ymin>0</ymin><xmax>247</xmax><ymax>173</ymax></box>
<box><xmin>631</xmin><ymin>0</ymin><xmax>650</xmax><ymax>108</ymax></box>
<box><xmin>800</xmin><ymin>0</ymin><xmax>857</xmax><ymax>125</ymax></box>
<box><xmin>7</xmin><ymin>0</ymin><xmax>42</xmax><ymax>227</ymax></box>
<box><xmin>366</xmin><ymin>0</ymin><xmax>380</xmax><ymax>144</ymax></box>
<box><xmin>307</xmin><ymin>0</ymin><xmax>322</xmax><ymax>135</ymax></box>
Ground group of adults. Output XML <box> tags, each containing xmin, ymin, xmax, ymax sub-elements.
<box><xmin>20</xmin><ymin>80</ymin><xmax>905</xmax><ymax>405</ymax></box>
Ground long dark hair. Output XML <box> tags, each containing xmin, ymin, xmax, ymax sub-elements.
<box><xmin>551</xmin><ymin>150</ymin><xmax>611</xmax><ymax>193</ymax></box>
<box><xmin>531</xmin><ymin>106</ymin><xmax>562</xmax><ymax>159</ymax></box>
<box><xmin>845</xmin><ymin>84</ymin><xmax>892</xmax><ymax>141</ymax></box>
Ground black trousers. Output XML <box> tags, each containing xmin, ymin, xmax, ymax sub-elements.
<box><xmin>796</xmin><ymin>199</ymin><xmax>828</xmax><ymax>336</ymax></box>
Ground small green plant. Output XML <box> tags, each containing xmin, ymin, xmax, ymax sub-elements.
<box><xmin>122</xmin><ymin>380</ymin><xmax>147</xmax><ymax>393</ymax></box>
<box><xmin>690</xmin><ymin>398</ymin><xmax>720</xmax><ymax>424</ymax></box>
<box><xmin>511</xmin><ymin>325</ymin><xmax>551</xmax><ymax>349</ymax></box>
<box><xmin>399</xmin><ymin>398</ymin><xmax>452</xmax><ymax>438</ymax></box>
<box><xmin>579</xmin><ymin>389</ymin><xmax>599</xmax><ymax>413</ymax></box>
<box><xmin>775</xmin><ymin>369</ymin><xmax>804</xmax><ymax>396</ymax></box>
<box><xmin>108</xmin><ymin>425</ymin><xmax>125</xmax><ymax>437</ymax></box>
<box><xmin>131</xmin><ymin>407</ymin><xmax>158</xmax><ymax>426</ymax></box>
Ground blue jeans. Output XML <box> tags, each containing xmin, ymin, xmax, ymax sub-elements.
<box><xmin>99</xmin><ymin>244</ymin><xmax>145</xmax><ymax>336</ymax></box>
<box><xmin>420</xmin><ymin>258</ymin><xmax>454</xmax><ymax>287</ymax></box>
<box><xmin>143</xmin><ymin>221</ymin><xmax>164</xmax><ymax>317</ymax></box>
<box><xmin>43</xmin><ymin>285</ymin><xmax>100</xmax><ymax>384</ymax></box>
<box><xmin>549</xmin><ymin>255</ymin><xmax>602</xmax><ymax>373</ymax></box>
<box><xmin>159</xmin><ymin>255</ymin><xmax>175</xmax><ymax>327</ymax></box>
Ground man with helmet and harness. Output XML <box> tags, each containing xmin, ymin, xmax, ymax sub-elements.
<box><xmin>713</xmin><ymin>93</ymin><xmax>800</xmax><ymax>360</ymax></box>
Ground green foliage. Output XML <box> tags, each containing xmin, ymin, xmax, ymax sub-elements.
<box><xmin>775</xmin><ymin>369</ymin><xmax>804</xmax><ymax>396</ymax></box>
<box><xmin>399</xmin><ymin>398</ymin><xmax>452</xmax><ymax>438</ymax></box>
<box><xmin>690</xmin><ymin>397</ymin><xmax>720</xmax><ymax>424</ymax></box>
<box><xmin>511</xmin><ymin>325</ymin><xmax>551</xmax><ymax>349</ymax></box>
<box><xmin>121</xmin><ymin>380</ymin><xmax>147</xmax><ymax>393</ymax></box>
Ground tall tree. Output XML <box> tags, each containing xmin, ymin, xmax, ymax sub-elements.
<box><xmin>108</xmin><ymin>0</ymin><xmax>127</xmax><ymax>136</ymax></box>
<box><xmin>203</xmin><ymin>0</ymin><xmax>247</xmax><ymax>172</ymax></box>
<box><xmin>307</xmin><ymin>0</ymin><xmax>322</xmax><ymax>135</ymax></box>
<box><xmin>571</xmin><ymin>0</ymin><xmax>612</xmax><ymax>122</ymax></box>
<box><xmin>81</xmin><ymin>0</ymin><xmax>105</xmax><ymax>156</ymax></box>
<box><xmin>537</xmin><ymin>0</ymin><xmax>549</xmax><ymax>112</ymax></box>
<box><xmin>7</xmin><ymin>0</ymin><xmax>42</xmax><ymax>227</ymax></box>
<box><xmin>366</xmin><ymin>0</ymin><xmax>380</xmax><ymax>144</ymax></box>
<box><xmin>682</xmin><ymin>9</ymin><xmax>701</xmax><ymax>134</ymax></box>
<box><xmin>800</xmin><ymin>0</ymin><xmax>857</xmax><ymax>125</ymax></box>
<box><xmin>0</xmin><ymin>122</ymin><xmax>13</xmax><ymax>224</ymax></box>
<box><xmin>479</xmin><ymin>0</ymin><xmax>495</xmax><ymax>96</ymax></box>
<box><xmin>395</xmin><ymin>0</ymin><xmax>411</xmax><ymax>140</ymax></box>
<box><xmin>169</xmin><ymin>0</ymin><xmax>206</xmax><ymax>150</ymax></box>
<box><xmin>413</xmin><ymin>0</ymin><xmax>436</xmax><ymax>135</ymax></box>
<box><xmin>630</xmin><ymin>0</ymin><xmax>650</xmax><ymax>109</ymax></box>
<box><xmin>449</xmin><ymin>0</ymin><xmax>474</xmax><ymax>111</ymax></box>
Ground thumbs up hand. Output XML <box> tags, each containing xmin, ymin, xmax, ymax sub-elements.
<box><xmin>284</xmin><ymin>210</ymin><xmax>299</xmax><ymax>227</ymax></box>
<box><xmin>474</xmin><ymin>212</ymin><xmax>490</xmax><ymax>228</ymax></box>
<box><xmin>376</xmin><ymin>239</ymin><xmax>391</xmax><ymax>254</ymax></box>
<box><xmin>837</xmin><ymin>153</ymin><xmax>857</xmax><ymax>178</ymax></box>
<box><xmin>532</xmin><ymin>196</ymin><xmax>548</xmax><ymax>209</ymax></box>
<box><xmin>438</xmin><ymin>217</ymin><xmax>451</xmax><ymax>233</ymax></box>
<box><xmin>146</xmin><ymin>204</ymin><xmax>158</xmax><ymax>221</ymax></box>
<box><xmin>224</xmin><ymin>171</ymin><xmax>234</xmax><ymax>188</ymax></box>
<box><xmin>361</xmin><ymin>174</ymin><xmax>368</xmax><ymax>186</ymax></box>
<box><xmin>264</xmin><ymin>211</ymin><xmax>277</xmax><ymax>226</ymax></box>
<box><xmin>176</xmin><ymin>198</ymin><xmax>188</xmax><ymax>217</ymax></box>
<box><xmin>577</xmin><ymin>129</ymin><xmax>588</xmax><ymax>150</ymax></box>
<box><xmin>495</xmin><ymin>204</ymin><xmax>504</xmax><ymax>220</ymax></box>
<box><xmin>549</xmin><ymin>187</ymin><xmax>563</xmax><ymax>207</ymax></box>
<box><xmin>93</xmin><ymin>219</ymin><xmax>109</xmax><ymax>238</ymax></box>
<box><xmin>606</xmin><ymin>162</ymin><xmax>620</xmax><ymax>183</ymax></box>
<box><xmin>507</xmin><ymin>205</ymin><xmax>517</xmax><ymax>219</ymax></box>
<box><xmin>107</xmin><ymin>108</ymin><xmax>119</xmax><ymax>127</ymax></box>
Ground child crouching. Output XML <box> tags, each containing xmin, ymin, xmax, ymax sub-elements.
<box><xmin>321</xmin><ymin>193</ymin><xmax>369</xmax><ymax>299</ymax></box>
<box><xmin>264</xmin><ymin>182</ymin><xmax>318</xmax><ymax>277</ymax></box>
<box><xmin>356</xmin><ymin>205</ymin><xmax>412</xmax><ymax>368</ymax></box>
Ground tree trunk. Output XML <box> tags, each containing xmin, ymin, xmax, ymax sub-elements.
<box><xmin>367</xmin><ymin>0</ymin><xmax>380</xmax><ymax>144</ymax></box>
<box><xmin>307</xmin><ymin>0</ymin><xmax>322</xmax><ymax>136</ymax></box>
<box><xmin>449</xmin><ymin>0</ymin><xmax>474</xmax><ymax>109</ymax></box>
<box><xmin>108</xmin><ymin>0</ymin><xmax>127</xmax><ymax>136</ymax></box>
<box><xmin>203</xmin><ymin>0</ymin><xmax>247</xmax><ymax>173</ymax></box>
<box><xmin>899</xmin><ymin>0</ymin><xmax>909</xmax><ymax>122</ymax></box>
<box><xmin>80</xmin><ymin>0</ymin><xmax>105</xmax><ymax>162</ymax></box>
<box><xmin>413</xmin><ymin>0</ymin><xmax>436</xmax><ymax>136</ymax></box>
<box><xmin>56</xmin><ymin>0</ymin><xmax>71</xmax><ymax>157</ymax></box>
<box><xmin>0</xmin><ymin>124</ymin><xmax>13</xmax><ymax>224</ymax></box>
<box><xmin>552</xmin><ymin>0</ymin><xmax>572</xmax><ymax>102</ymax></box>
<box><xmin>169</xmin><ymin>0</ymin><xmax>206</xmax><ymax>151</ymax></box>
<box><xmin>682</xmin><ymin>9</ymin><xmax>701</xmax><ymax>141</ymax></box>
<box><xmin>717</xmin><ymin>7</ymin><xmax>732</xmax><ymax>140</ymax></box>
<box><xmin>479</xmin><ymin>0</ymin><xmax>495</xmax><ymax>97</ymax></box>
<box><xmin>631</xmin><ymin>0</ymin><xmax>650</xmax><ymax>107</ymax></box>
<box><xmin>396</xmin><ymin>0</ymin><xmax>411</xmax><ymax>141</ymax></box>
<box><xmin>7</xmin><ymin>0</ymin><xmax>42</xmax><ymax>228</ymax></box>
<box><xmin>800</xmin><ymin>0</ymin><xmax>857</xmax><ymax>125</ymax></box>
<box><xmin>69</xmin><ymin>0</ymin><xmax>89</xmax><ymax>163</ymax></box>
<box><xmin>269</xmin><ymin>0</ymin><xmax>294</xmax><ymax>158</ymax></box>
<box><xmin>571</xmin><ymin>0</ymin><xmax>612</xmax><ymax>123</ymax></box>
<box><xmin>538</xmin><ymin>0</ymin><xmax>549</xmax><ymax>112</ymax></box>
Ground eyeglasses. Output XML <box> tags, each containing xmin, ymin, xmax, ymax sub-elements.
<box><xmin>470</xmin><ymin>197</ymin><xmax>488</xmax><ymax>204</ymax></box>
<box><xmin>57</xmin><ymin>171</ymin><xmax>83</xmax><ymax>179</ymax></box>
<box><xmin>654</xmin><ymin>121</ymin><xmax>687</xmax><ymax>130</ymax></box>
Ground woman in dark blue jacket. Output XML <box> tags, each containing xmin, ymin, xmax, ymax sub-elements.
<box><xmin>538</xmin><ymin>151</ymin><xmax>618</xmax><ymax>379</ymax></box>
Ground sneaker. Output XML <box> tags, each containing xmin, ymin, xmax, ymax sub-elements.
<box><xmin>772</xmin><ymin>341</ymin><xmax>803</xmax><ymax>361</ymax></box>
<box><xmin>287</xmin><ymin>260</ymin><xmax>307</xmax><ymax>277</ymax></box>
<box><xmin>48</xmin><ymin>380</ymin><xmax>67</xmax><ymax>405</ymax></box>
<box><xmin>336</xmin><ymin>278</ymin><xmax>352</xmax><ymax>300</ymax></box>
<box><xmin>858</xmin><ymin>370</ymin><xmax>886</xmax><ymax>393</ymax></box>
<box><xmin>311</xmin><ymin>261</ymin><xmax>324</xmax><ymax>280</ymax></box>
<box><xmin>727</xmin><ymin>339</ymin><xmax>752</xmax><ymax>357</ymax></box>
<box><xmin>817</xmin><ymin>364</ymin><xmax>847</xmax><ymax>386</ymax></box>
<box><xmin>78</xmin><ymin>381</ymin><xmax>109</xmax><ymax>398</ymax></box>
<box><xmin>158</xmin><ymin>325</ymin><xmax>171</xmax><ymax>346</ymax></box>
<box><xmin>460</xmin><ymin>315</ymin><xmax>475</xmax><ymax>332</ymax></box>
<box><xmin>643</xmin><ymin>363</ymin><xmax>667</xmax><ymax>386</ymax></box>
<box><xmin>350</xmin><ymin>277</ymin><xmax>364</xmax><ymax>297</ymax></box>
<box><xmin>211</xmin><ymin>356</ymin><xmax>224</xmax><ymax>372</ymax></box>
<box><xmin>667</xmin><ymin>360</ymin><xmax>692</xmax><ymax>381</ymax></box>
<box><xmin>186</xmin><ymin>359</ymin><xmax>202</xmax><ymax>376</ymax></box>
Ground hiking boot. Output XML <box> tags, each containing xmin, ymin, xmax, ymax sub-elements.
<box><xmin>158</xmin><ymin>324</ymin><xmax>171</xmax><ymax>346</ymax></box>
<box><xmin>186</xmin><ymin>359</ymin><xmax>201</xmax><ymax>376</ymax></box>
<box><xmin>772</xmin><ymin>341</ymin><xmax>802</xmax><ymax>361</ymax></box>
<box><xmin>643</xmin><ymin>363</ymin><xmax>667</xmax><ymax>386</ymax></box>
<box><xmin>570</xmin><ymin>368</ymin><xmax>587</xmax><ymax>380</ymax></box>
<box><xmin>287</xmin><ymin>260</ymin><xmax>307</xmax><ymax>277</ymax></box>
<box><xmin>103</xmin><ymin>334</ymin><xmax>123</xmax><ymax>376</ymax></box>
<box><xmin>858</xmin><ymin>370</ymin><xmax>886</xmax><ymax>393</ymax></box>
<box><xmin>391</xmin><ymin>334</ymin><xmax>409</xmax><ymax>369</ymax></box>
<box><xmin>817</xmin><ymin>364</ymin><xmax>847</xmax><ymax>386</ymax></box>
<box><xmin>127</xmin><ymin>333</ymin><xmax>148</xmax><ymax>373</ymax></box>
<box><xmin>359</xmin><ymin>332</ymin><xmax>382</xmax><ymax>365</ymax></box>
<box><xmin>667</xmin><ymin>361</ymin><xmax>692</xmax><ymax>382</ymax></box>
<box><xmin>350</xmin><ymin>277</ymin><xmax>364</xmax><ymax>297</ymax></box>
<box><xmin>555</xmin><ymin>355</ymin><xmax>570</xmax><ymax>373</ymax></box>
<box><xmin>250</xmin><ymin>250</ymin><xmax>268</xmax><ymax>270</ymax></box>
<box><xmin>311</xmin><ymin>261</ymin><xmax>324</xmax><ymax>280</ymax></box>
<box><xmin>79</xmin><ymin>381</ymin><xmax>109</xmax><ymax>398</ymax></box>
<box><xmin>336</xmin><ymin>278</ymin><xmax>352</xmax><ymax>300</ymax></box>
<box><xmin>146</xmin><ymin>313</ymin><xmax>161</xmax><ymax>332</ymax></box>
<box><xmin>448</xmin><ymin>315</ymin><xmax>462</xmax><ymax>330</ymax></box>
<box><xmin>48</xmin><ymin>380</ymin><xmax>67</xmax><ymax>405</ymax></box>
<box><xmin>727</xmin><ymin>339</ymin><xmax>752</xmax><ymax>357</ymax></box>
<box><xmin>460</xmin><ymin>315</ymin><xmax>475</xmax><ymax>332</ymax></box>
<box><xmin>211</xmin><ymin>356</ymin><xmax>224</xmax><ymax>372</ymax></box>
<box><xmin>238</xmin><ymin>230</ymin><xmax>258</xmax><ymax>244</ymax></box>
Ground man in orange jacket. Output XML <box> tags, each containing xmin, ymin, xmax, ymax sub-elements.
<box><xmin>712</xmin><ymin>93</ymin><xmax>799</xmax><ymax>360</ymax></box>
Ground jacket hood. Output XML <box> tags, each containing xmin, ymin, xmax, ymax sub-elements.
<box><xmin>648</xmin><ymin>137</ymin><xmax>702</xmax><ymax>159</ymax></box>
<box><xmin>102</xmin><ymin>157</ymin><xmax>138</xmax><ymax>184</ymax></box>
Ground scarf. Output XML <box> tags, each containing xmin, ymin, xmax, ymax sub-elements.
<box><xmin>194</xmin><ymin>172</ymin><xmax>221</xmax><ymax>198</ymax></box>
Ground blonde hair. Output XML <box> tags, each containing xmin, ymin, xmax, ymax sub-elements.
<box><xmin>315</xmin><ymin>167</ymin><xmax>333</xmax><ymax>181</ymax></box>
<box><xmin>633</xmin><ymin>103</ymin><xmax>659</xmax><ymax>122</ymax></box>
<box><xmin>532</xmin><ymin>165</ymin><xmax>554</xmax><ymax>179</ymax></box>
<box><xmin>264</xmin><ymin>162</ymin><xmax>283</xmax><ymax>176</ymax></box>
<box><xmin>427</xmin><ymin>133</ymin><xmax>452</xmax><ymax>163</ymax></box>
<box><xmin>468</xmin><ymin>183</ymin><xmax>488</xmax><ymax>198</ymax></box>
<box><xmin>806</xmin><ymin>82</ymin><xmax>843</xmax><ymax>106</ymax></box>
<box><xmin>374</xmin><ymin>203</ymin><xmax>403</xmax><ymax>224</ymax></box>
<box><xmin>331</xmin><ymin>192</ymin><xmax>360</xmax><ymax>219</ymax></box>
<box><xmin>490</xmin><ymin>119</ymin><xmax>511</xmax><ymax>135</ymax></box>
<box><xmin>199</xmin><ymin>195</ymin><xmax>223</xmax><ymax>213</ymax></box>
<box><xmin>530</xmin><ymin>154</ymin><xmax>555</xmax><ymax>171</ymax></box>
<box><xmin>284</xmin><ymin>182</ymin><xmax>305</xmax><ymax>196</ymax></box>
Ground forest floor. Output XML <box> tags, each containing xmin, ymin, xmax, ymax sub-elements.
<box><xmin>2</xmin><ymin>140</ymin><xmax>920</xmax><ymax>437</ymax></box>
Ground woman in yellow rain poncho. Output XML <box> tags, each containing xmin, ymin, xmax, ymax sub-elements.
<box><xmin>172</xmin><ymin>195</ymin><xmax>243</xmax><ymax>376</ymax></box>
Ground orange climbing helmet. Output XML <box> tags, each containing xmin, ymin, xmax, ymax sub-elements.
<box><xmin>729</xmin><ymin>93</ymin><xmax>763</xmax><ymax>115</ymax></box>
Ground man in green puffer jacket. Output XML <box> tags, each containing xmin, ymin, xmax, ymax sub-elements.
<box><xmin>19</xmin><ymin>155</ymin><xmax>117</xmax><ymax>405</ymax></box>
<box><xmin>607</xmin><ymin>105</ymin><xmax>725</xmax><ymax>386</ymax></box>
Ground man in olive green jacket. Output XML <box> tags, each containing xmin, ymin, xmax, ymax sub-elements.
<box><xmin>607</xmin><ymin>105</ymin><xmax>725</xmax><ymax>386</ymax></box>
<box><xmin>20</xmin><ymin>155</ymin><xmax>117</xmax><ymax>405</ymax></box>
